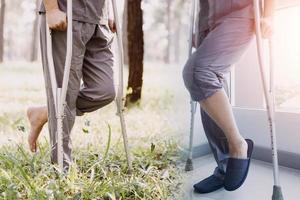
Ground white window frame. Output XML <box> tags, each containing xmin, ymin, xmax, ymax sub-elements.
<box><xmin>231</xmin><ymin>2</ymin><xmax>300</xmax><ymax>157</ymax></box>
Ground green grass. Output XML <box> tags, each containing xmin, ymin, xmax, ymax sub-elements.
<box><xmin>0</xmin><ymin>140</ymin><xmax>181</xmax><ymax>200</ymax></box>
<box><xmin>0</xmin><ymin>62</ymin><xmax>184</xmax><ymax>199</ymax></box>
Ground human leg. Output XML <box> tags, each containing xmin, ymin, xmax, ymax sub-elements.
<box><xmin>34</xmin><ymin>15</ymin><xmax>86</xmax><ymax>168</ymax></box>
<box><xmin>183</xmin><ymin>18</ymin><xmax>254</xmax><ymax>192</ymax></box>
<box><xmin>76</xmin><ymin>24</ymin><xmax>115</xmax><ymax>116</ymax></box>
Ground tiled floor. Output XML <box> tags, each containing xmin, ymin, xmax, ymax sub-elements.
<box><xmin>181</xmin><ymin>155</ymin><xmax>300</xmax><ymax>200</ymax></box>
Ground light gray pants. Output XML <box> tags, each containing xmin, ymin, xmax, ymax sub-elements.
<box><xmin>40</xmin><ymin>15</ymin><xmax>115</xmax><ymax>168</ymax></box>
<box><xmin>183</xmin><ymin>0</ymin><xmax>255</xmax><ymax>177</ymax></box>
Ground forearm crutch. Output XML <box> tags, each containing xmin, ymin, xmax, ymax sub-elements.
<box><xmin>185</xmin><ymin>0</ymin><xmax>198</xmax><ymax>172</ymax></box>
<box><xmin>45</xmin><ymin>0</ymin><xmax>73</xmax><ymax>171</ymax></box>
<box><xmin>111</xmin><ymin>0</ymin><xmax>133</xmax><ymax>174</ymax></box>
<box><xmin>253</xmin><ymin>1</ymin><xmax>284</xmax><ymax>199</ymax></box>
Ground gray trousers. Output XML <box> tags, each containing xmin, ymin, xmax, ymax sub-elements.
<box><xmin>40</xmin><ymin>15</ymin><xmax>115</xmax><ymax>167</ymax></box>
<box><xmin>183</xmin><ymin>0</ymin><xmax>255</xmax><ymax>177</ymax></box>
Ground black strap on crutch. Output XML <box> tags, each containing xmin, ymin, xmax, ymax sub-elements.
<box><xmin>253</xmin><ymin>0</ymin><xmax>284</xmax><ymax>199</ymax></box>
<box><xmin>185</xmin><ymin>0</ymin><xmax>198</xmax><ymax>172</ymax></box>
<box><xmin>111</xmin><ymin>0</ymin><xmax>133</xmax><ymax>174</ymax></box>
<box><xmin>46</xmin><ymin>0</ymin><xmax>73</xmax><ymax>172</ymax></box>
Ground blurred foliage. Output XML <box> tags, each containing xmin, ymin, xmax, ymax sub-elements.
<box><xmin>143</xmin><ymin>0</ymin><xmax>189</xmax><ymax>62</ymax></box>
<box><xmin>1</xmin><ymin>0</ymin><xmax>191</xmax><ymax>63</ymax></box>
<box><xmin>2</xmin><ymin>0</ymin><xmax>38</xmax><ymax>61</ymax></box>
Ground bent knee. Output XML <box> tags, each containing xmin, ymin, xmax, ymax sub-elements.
<box><xmin>194</xmin><ymin>68</ymin><xmax>223</xmax><ymax>89</ymax></box>
<box><xmin>103</xmin><ymin>87</ymin><xmax>116</xmax><ymax>104</ymax></box>
<box><xmin>183</xmin><ymin>65</ymin><xmax>224</xmax><ymax>100</ymax></box>
<box><xmin>94</xmin><ymin>85</ymin><xmax>116</xmax><ymax>104</ymax></box>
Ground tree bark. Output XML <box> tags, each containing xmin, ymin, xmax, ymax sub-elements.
<box><xmin>174</xmin><ymin>20</ymin><xmax>181</xmax><ymax>63</ymax></box>
<box><xmin>30</xmin><ymin>0</ymin><xmax>40</xmax><ymax>62</ymax></box>
<box><xmin>0</xmin><ymin>0</ymin><xmax>5</xmax><ymax>63</ymax></box>
<box><xmin>126</xmin><ymin>0</ymin><xmax>144</xmax><ymax>106</ymax></box>
<box><xmin>165</xmin><ymin>0</ymin><xmax>172</xmax><ymax>63</ymax></box>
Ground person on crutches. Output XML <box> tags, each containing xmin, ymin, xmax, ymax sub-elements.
<box><xmin>183</xmin><ymin>0</ymin><xmax>275</xmax><ymax>193</ymax></box>
<box><xmin>27</xmin><ymin>0</ymin><xmax>119</xmax><ymax>170</ymax></box>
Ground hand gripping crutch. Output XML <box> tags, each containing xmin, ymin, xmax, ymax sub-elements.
<box><xmin>253</xmin><ymin>1</ymin><xmax>284</xmax><ymax>199</ymax></box>
<box><xmin>45</xmin><ymin>0</ymin><xmax>73</xmax><ymax>171</ymax></box>
<box><xmin>185</xmin><ymin>0</ymin><xmax>198</xmax><ymax>172</ymax></box>
<box><xmin>111</xmin><ymin>0</ymin><xmax>133</xmax><ymax>174</ymax></box>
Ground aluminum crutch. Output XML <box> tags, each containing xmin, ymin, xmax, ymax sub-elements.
<box><xmin>185</xmin><ymin>0</ymin><xmax>198</xmax><ymax>172</ymax></box>
<box><xmin>111</xmin><ymin>0</ymin><xmax>133</xmax><ymax>174</ymax></box>
<box><xmin>45</xmin><ymin>0</ymin><xmax>73</xmax><ymax>172</ymax></box>
<box><xmin>253</xmin><ymin>1</ymin><xmax>284</xmax><ymax>199</ymax></box>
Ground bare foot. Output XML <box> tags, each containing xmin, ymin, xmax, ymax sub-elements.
<box><xmin>27</xmin><ymin>106</ymin><xmax>48</xmax><ymax>152</ymax></box>
<box><xmin>229</xmin><ymin>139</ymin><xmax>248</xmax><ymax>159</ymax></box>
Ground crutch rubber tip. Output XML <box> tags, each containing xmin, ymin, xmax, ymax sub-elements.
<box><xmin>185</xmin><ymin>158</ymin><xmax>194</xmax><ymax>171</ymax></box>
<box><xmin>272</xmin><ymin>185</ymin><xmax>284</xmax><ymax>200</ymax></box>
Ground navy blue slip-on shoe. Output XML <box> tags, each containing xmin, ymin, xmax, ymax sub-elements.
<box><xmin>193</xmin><ymin>174</ymin><xmax>224</xmax><ymax>194</ymax></box>
<box><xmin>224</xmin><ymin>139</ymin><xmax>254</xmax><ymax>191</ymax></box>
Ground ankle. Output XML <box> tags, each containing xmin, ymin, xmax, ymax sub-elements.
<box><xmin>228</xmin><ymin>139</ymin><xmax>247</xmax><ymax>156</ymax></box>
<box><xmin>230</xmin><ymin>138</ymin><xmax>246</xmax><ymax>147</ymax></box>
<box><xmin>27</xmin><ymin>106</ymin><xmax>48</xmax><ymax>124</ymax></box>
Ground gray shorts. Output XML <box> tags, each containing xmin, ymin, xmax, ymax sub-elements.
<box><xmin>183</xmin><ymin>1</ymin><xmax>254</xmax><ymax>101</ymax></box>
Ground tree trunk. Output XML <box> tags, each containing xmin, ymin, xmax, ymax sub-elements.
<box><xmin>30</xmin><ymin>0</ymin><xmax>40</xmax><ymax>62</ymax></box>
<box><xmin>0</xmin><ymin>0</ymin><xmax>5</xmax><ymax>63</ymax></box>
<box><xmin>126</xmin><ymin>0</ymin><xmax>144</xmax><ymax>106</ymax></box>
<box><xmin>165</xmin><ymin>0</ymin><xmax>172</xmax><ymax>63</ymax></box>
<box><xmin>174</xmin><ymin>20</ymin><xmax>181</xmax><ymax>63</ymax></box>
<box><xmin>122</xmin><ymin>0</ymin><xmax>128</xmax><ymax>65</ymax></box>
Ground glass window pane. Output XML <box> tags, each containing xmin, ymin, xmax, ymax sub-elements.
<box><xmin>274</xmin><ymin>5</ymin><xmax>300</xmax><ymax>112</ymax></box>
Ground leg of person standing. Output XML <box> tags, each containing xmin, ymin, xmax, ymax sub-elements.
<box><xmin>200</xmin><ymin>75</ymin><xmax>230</xmax><ymax>178</ymax></box>
<box><xmin>195</xmin><ymin>1</ymin><xmax>230</xmax><ymax>182</ymax></box>
<box><xmin>39</xmin><ymin>15</ymin><xmax>86</xmax><ymax>168</ymax></box>
<box><xmin>183</xmin><ymin>0</ymin><xmax>256</xmax><ymax>193</ymax></box>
